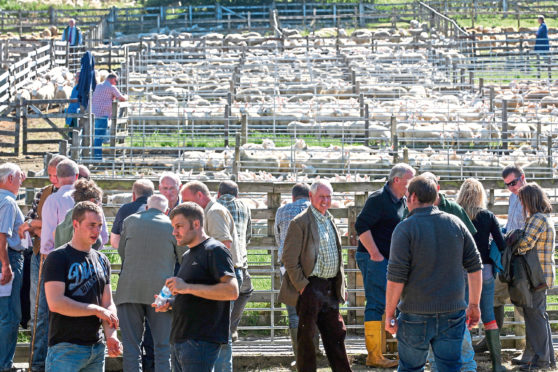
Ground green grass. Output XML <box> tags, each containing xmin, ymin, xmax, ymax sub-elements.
<box><xmin>457</xmin><ymin>14</ymin><xmax>558</xmax><ymax>29</ymax></box>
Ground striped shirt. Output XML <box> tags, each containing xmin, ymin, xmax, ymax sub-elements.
<box><xmin>91</xmin><ymin>80</ymin><xmax>124</xmax><ymax>118</ymax></box>
<box><xmin>517</xmin><ymin>213</ymin><xmax>555</xmax><ymax>288</ymax></box>
<box><xmin>25</xmin><ymin>185</ymin><xmax>58</xmax><ymax>221</ymax></box>
<box><xmin>217</xmin><ymin>194</ymin><xmax>252</xmax><ymax>253</ymax></box>
<box><xmin>274</xmin><ymin>198</ymin><xmax>311</xmax><ymax>263</ymax></box>
<box><xmin>310</xmin><ymin>206</ymin><xmax>339</xmax><ymax>279</ymax></box>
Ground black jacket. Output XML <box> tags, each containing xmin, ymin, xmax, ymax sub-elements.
<box><xmin>500</xmin><ymin>229</ymin><xmax>547</xmax><ymax>307</ymax></box>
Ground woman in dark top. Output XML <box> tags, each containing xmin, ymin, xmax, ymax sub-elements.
<box><xmin>457</xmin><ymin>178</ymin><xmax>507</xmax><ymax>372</ymax></box>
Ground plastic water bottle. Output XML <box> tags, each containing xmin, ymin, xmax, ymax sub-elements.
<box><xmin>155</xmin><ymin>285</ymin><xmax>172</xmax><ymax>307</ymax></box>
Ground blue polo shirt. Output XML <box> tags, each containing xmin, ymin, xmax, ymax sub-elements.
<box><xmin>0</xmin><ymin>189</ymin><xmax>25</xmax><ymax>251</ymax></box>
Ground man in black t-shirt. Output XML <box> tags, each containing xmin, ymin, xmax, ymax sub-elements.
<box><xmin>153</xmin><ymin>202</ymin><xmax>238</xmax><ymax>372</ymax></box>
<box><xmin>43</xmin><ymin>201</ymin><xmax>122</xmax><ymax>372</ymax></box>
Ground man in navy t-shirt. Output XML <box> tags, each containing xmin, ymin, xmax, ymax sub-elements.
<box><xmin>153</xmin><ymin>202</ymin><xmax>238</xmax><ymax>372</ymax></box>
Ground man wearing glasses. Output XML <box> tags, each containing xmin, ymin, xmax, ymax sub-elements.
<box><xmin>494</xmin><ymin>165</ymin><xmax>532</xmax><ymax>366</ymax></box>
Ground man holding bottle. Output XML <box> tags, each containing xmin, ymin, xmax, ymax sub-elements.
<box><xmin>153</xmin><ymin>202</ymin><xmax>238</xmax><ymax>372</ymax></box>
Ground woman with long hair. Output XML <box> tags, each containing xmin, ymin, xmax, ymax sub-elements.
<box><xmin>516</xmin><ymin>183</ymin><xmax>555</xmax><ymax>370</ymax></box>
<box><xmin>456</xmin><ymin>178</ymin><xmax>507</xmax><ymax>372</ymax></box>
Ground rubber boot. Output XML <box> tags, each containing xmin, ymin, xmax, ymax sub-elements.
<box><xmin>485</xmin><ymin>329</ymin><xmax>509</xmax><ymax>372</ymax></box>
<box><xmin>289</xmin><ymin>328</ymin><xmax>298</xmax><ymax>369</ymax></box>
<box><xmin>494</xmin><ymin>305</ymin><xmax>505</xmax><ymax>333</ymax></box>
<box><xmin>364</xmin><ymin>321</ymin><xmax>398</xmax><ymax>368</ymax></box>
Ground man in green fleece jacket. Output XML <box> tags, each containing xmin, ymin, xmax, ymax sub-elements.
<box><xmin>385</xmin><ymin>175</ymin><xmax>483</xmax><ymax>372</ymax></box>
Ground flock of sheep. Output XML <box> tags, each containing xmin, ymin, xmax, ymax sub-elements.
<box><xmin>12</xmin><ymin>23</ymin><xmax>558</xmax><ymax>180</ymax></box>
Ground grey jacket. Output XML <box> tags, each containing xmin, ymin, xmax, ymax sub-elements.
<box><xmin>278</xmin><ymin>207</ymin><xmax>346</xmax><ymax>307</ymax></box>
<box><xmin>115</xmin><ymin>208</ymin><xmax>179</xmax><ymax>306</ymax></box>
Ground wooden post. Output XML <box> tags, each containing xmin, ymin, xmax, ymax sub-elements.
<box><xmin>224</xmin><ymin>104</ymin><xmax>230</xmax><ymax>148</ymax></box>
<box><xmin>15</xmin><ymin>98</ymin><xmax>21</xmax><ymax>156</ymax></box>
<box><xmin>241</xmin><ymin>114</ymin><xmax>248</xmax><ymax>145</ymax></box>
<box><xmin>502</xmin><ymin>100</ymin><xmax>508</xmax><ymax>152</ymax></box>
<box><xmin>364</xmin><ymin>104</ymin><xmax>370</xmax><ymax>147</ymax></box>
<box><xmin>110</xmin><ymin>102</ymin><xmax>118</xmax><ymax>159</ymax></box>
<box><xmin>71</xmin><ymin>129</ymin><xmax>80</xmax><ymax>160</ymax></box>
<box><xmin>460</xmin><ymin>68</ymin><xmax>465</xmax><ymax>88</ymax></box>
<box><xmin>548</xmin><ymin>136</ymin><xmax>553</xmax><ymax>169</ymax></box>
<box><xmin>82</xmin><ymin>116</ymin><xmax>91</xmax><ymax>159</ymax></box>
<box><xmin>489</xmin><ymin>86</ymin><xmax>495</xmax><ymax>112</ymax></box>
<box><xmin>59</xmin><ymin>140</ymin><xmax>68</xmax><ymax>156</ymax></box>
<box><xmin>233</xmin><ymin>132</ymin><xmax>240</xmax><ymax>179</ymax></box>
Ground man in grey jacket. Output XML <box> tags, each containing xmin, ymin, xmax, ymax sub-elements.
<box><xmin>385</xmin><ymin>175</ymin><xmax>483</xmax><ymax>372</ymax></box>
<box><xmin>115</xmin><ymin>194</ymin><xmax>180</xmax><ymax>372</ymax></box>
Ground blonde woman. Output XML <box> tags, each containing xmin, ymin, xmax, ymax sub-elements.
<box><xmin>516</xmin><ymin>183</ymin><xmax>555</xmax><ymax>370</ymax></box>
<box><xmin>456</xmin><ymin>178</ymin><xmax>507</xmax><ymax>372</ymax></box>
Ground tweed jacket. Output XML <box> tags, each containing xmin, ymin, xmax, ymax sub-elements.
<box><xmin>278</xmin><ymin>207</ymin><xmax>346</xmax><ymax>307</ymax></box>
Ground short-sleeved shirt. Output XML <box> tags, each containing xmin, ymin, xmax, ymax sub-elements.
<box><xmin>43</xmin><ymin>244</ymin><xmax>111</xmax><ymax>346</ymax></box>
<box><xmin>204</xmin><ymin>200</ymin><xmax>244</xmax><ymax>268</ymax></box>
<box><xmin>355</xmin><ymin>183</ymin><xmax>406</xmax><ymax>257</ymax></box>
<box><xmin>111</xmin><ymin>196</ymin><xmax>149</xmax><ymax>235</ymax></box>
<box><xmin>91</xmin><ymin>80</ymin><xmax>124</xmax><ymax>118</ymax></box>
<box><xmin>171</xmin><ymin>238</ymin><xmax>235</xmax><ymax>345</ymax></box>
<box><xmin>0</xmin><ymin>189</ymin><xmax>25</xmax><ymax>251</ymax></box>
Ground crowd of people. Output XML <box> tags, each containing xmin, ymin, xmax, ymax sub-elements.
<box><xmin>0</xmin><ymin>157</ymin><xmax>555</xmax><ymax>372</ymax></box>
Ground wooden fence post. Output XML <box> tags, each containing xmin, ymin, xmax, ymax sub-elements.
<box><xmin>364</xmin><ymin>104</ymin><xmax>370</xmax><ymax>147</ymax></box>
<box><xmin>59</xmin><ymin>140</ymin><xmax>68</xmax><ymax>156</ymax></box>
<box><xmin>501</xmin><ymin>100</ymin><xmax>508</xmax><ymax>152</ymax></box>
<box><xmin>233</xmin><ymin>132</ymin><xmax>240</xmax><ymax>179</ymax></box>
<box><xmin>241</xmin><ymin>114</ymin><xmax>248</xmax><ymax>145</ymax></box>
<box><xmin>71</xmin><ymin>129</ymin><xmax>80</xmax><ymax>160</ymax></box>
<box><xmin>14</xmin><ymin>98</ymin><xmax>22</xmax><ymax>156</ymax></box>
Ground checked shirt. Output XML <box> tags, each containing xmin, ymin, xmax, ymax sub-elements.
<box><xmin>310</xmin><ymin>206</ymin><xmax>339</xmax><ymax>279</ymax></box>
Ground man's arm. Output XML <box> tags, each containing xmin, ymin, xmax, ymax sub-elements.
<box><xmin>166</xmin><ymin>275</ymin><xmax>238</xmax><ymax>301</ymax></box>
<box><xmin>40</xmin><ymin>198</ymin><xmax>56</xmax><ymax>255</ymax></box>
<box><xmin>100</xmin><ymin>277</ymin><xmax>122</xmax><ymax>357</ymax></box>
<box><xmin>206</xmin><ymin>209</ymin><xmax>234</xmax><ymax>250</ymax></box>
<box><xmin>110</xmin><ymin>233</ymin><xmax>120</xmax><ymax>249</ymax></box>
<box><xmin>358</xmin><ymin>231</ymin><xmax>384</xmax><ymax>261</ymax></box>
<box><xmin>0</xmin><ymin>233</ymin><xmax>11</xmax><ymax>285</ymax></box>
<box><xmin>45</xmin><ymin>281</ymin><xmax>118</xmax><ymax>323</ymax></box>
<box><xmin>385</xmin><ymin>280</ymin><xmax>404</xmax><ymax>334</ymax></box>
<box><xmin>466</xmin><ymin>270</ymin><xmax>482</xmax><ymax>330</ymax></box>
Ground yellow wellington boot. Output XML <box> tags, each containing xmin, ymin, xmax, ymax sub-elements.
<box><xmin>364</xmin><ymin>321</ymin><xmax>398</xmax><ymax>368</ymax></box>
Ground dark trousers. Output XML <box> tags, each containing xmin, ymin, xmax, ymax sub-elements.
<box><xmin>296</xmin><ymin>277</ymin><xmax>352</xmax><ymax>372</ymax></box>
<box><xmin>522</xmin><ymin>290</ymin><xmax>555</xmax><ymax>367</ymax></box>
<box><xmin>20</xmin><ymin>249</ymin><xmax>32</xmax><ymax>329</ymax></box>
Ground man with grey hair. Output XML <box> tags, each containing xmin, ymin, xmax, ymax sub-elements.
<box><xmin>115</xmin><ymin>193</ymin><xmax>178</xmax><ymax>372</ymax></box>
<box><xmin>355</xmin><ymin>163</ymin><xmax>415</xmax><ymax>367</ymax></box>
<box><xmin>279</xmin><ymin>180</ymin><xmax>351</xmax><ymax>371</ymax></box>
<box><xmin>61</xmin><ymin>18</ymin><xmax>82</xmax><ymax>46</ymax></box>
<box><xmin>180</xmin><ymin>180</ymin><xmax>241</xmax><ymax>372</ymax></box>
<box><xmin>110</xmin><ymin>178</ymin><xmax>155</xmax><ymax>249</ymax></box>
<box><xmin>18</xmin><ymin>154</ymin><xmax>66</xmax><ymax>336</ymax></box>
<box><xmin>0</xmin><ymin>162</ymin><xmax>26</xmax><ymax>372</ymax></box>
<box><xmin>159</xmin><ymin>172</ymin><xmax>181</xmax><ymax>214</ymax></box>
<box><xmin>216</xmin><ymin>180</ymin><xmax>253</xmax><ymax>342</ymax></box>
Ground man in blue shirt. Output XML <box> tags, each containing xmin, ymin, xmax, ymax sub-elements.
<box><xmin>0</xmin><ymin>162</ymin><xmax>26</xmax><ymax>372</ymax></box>
<box><xmin>61</xmin><ymin>19</ymin><xmax>82</xmax><ymax>46</ymax></box>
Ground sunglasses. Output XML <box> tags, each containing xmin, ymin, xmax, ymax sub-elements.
<box><xmin>505</xmin><ymin>175</ymin><xmax>522</xmax><ymax>188</ymax></box>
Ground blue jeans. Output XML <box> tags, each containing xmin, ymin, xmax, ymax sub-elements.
<box><xmin>397</xmin><ymin>310</ymin><xmax>466</xmax><ymax>372</ymax></box>
<box><xmin>356</xmin><ymin>251</ymin><xmax>387</xmax><ymax>321</ymax></box>
<box><xmin>171</xmin><ymin>339</ymin><xmax>221</xmax><ymax>372</ymax></box>
<box><xmin>93</xmin><ymin>117</ymin><xmax>108</xmax><ymax>159</ymax></box>
<box><xmin>0</xmin><ymin>249</ymin><xmax>24</xmax><ymax>370</ymax></box>
<box><xmin>480</xmin><ymin>276</ymin><xmax>496</xmax><ymax>325</ymax></box>
<box><xmin>30</xmin><ymin>253</ymin><xmax>49</xmax><ymax>371</ymax></box>
<box><xmin>46</xmin><ymin>342</ymin><xmax>105</xmax><ymax>372</ymax></box>
<box><xmin>213</xmin><ymin>268</ymin><xmax>243</xmax><ymax>372</ymax></box>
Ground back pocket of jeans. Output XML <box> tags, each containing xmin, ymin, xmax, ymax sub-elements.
<box><xmin>445</xmin><ymin>313</ymin><xmax>466</xmax><ymax>339</ymax></box>
<box><xmin>400</xmin><ymin>319</ymin><xmax>427</xmax><ymax>348</ymax></box>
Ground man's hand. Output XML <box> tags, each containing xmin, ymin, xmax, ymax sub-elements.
<box><xmin>166</xmin><ymin>277</ymin><xmax>188</xmax><ymax>296</ymax></box>
<box><xmin>385</xmin><ymin>314</ymin><xmax>398</xmax><ymax>335</ymax></box>
<box><xmin>151</xmin><ymin>294</ymin><xmax>171</xmax><ymax>312</ymax></box>
<box><xmin>96</xmin><ymin>307</ymin><xmax>119</xmax><ymax>329</ymax></box>
<box><xmin>106</xmin><ymin>335</ymin><xmax>123</xmax><ymax>357</ymax></box>
<box><xmin>466</xmin><ymin>303</ymin><xmax>480</xmax><ymax>330</ymax></box>
<box><xmin>1</xmin><ymin>263</ymin><xmax>12</xmax><ymax>285</ymax></box>
<box><xmin>18</xmin><ymin>222</ymin><xmax>30</xmax><ymax>239</ymax></box>
<box><xmin>370</xmin><ymin>252</ymin><xmax>385</xmax><ymax>262</ymax></box>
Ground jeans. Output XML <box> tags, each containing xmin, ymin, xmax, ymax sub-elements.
<box><xmin>356</xmin><ymin>251</ymin><xmax>387</xmax><ymax>321</ymax></box>
<box><xmin>214</xmin><ymin>268</ymin><xmax>243</xmax><ymax>372</ymax></box>
<box><xmin>0</xmin><ymin>249</ymin><xmax>24</xmax><ymax>371</ymax></box>
<box><xmin>30</xmin><ymin>253</ymin><xmax>49</xmax><ymax>371</ymax></box>
<box><xmin>286</xmin><ymin>304</ymin><xmax>299</xmax><ymax>329</ymax></box>
<box><xmin>522</xmin><ymin>290</ymin><xmax>555</xmax><ymax>367</ymax></box>
<box><xmin>117</xmin><ymin>303</ymin><xmax>172</xmax><ymax>372</ymax></box>
<box><xmin>480</xmin><ymin>276</ymin><xmax>496</xmax><ymax>325</ymax></box>
<box><xmin>171</xmin><ymin>339</ymin><xmax>221</xmax><ymax>372</ymax></box>
<box><xmin>93</xmin><ymin>117</ymin><xmax>108</xmax><ymax>159</ymax></box>
<box><xmin>230</xmin><ymin>268</ymin><xmax>253</xmax><ymax>335</ymax></box>
<box><xmin>45</xmin><ymin>342</ymin><xmax>105</xmax><ymax>372</ymax></box>
<box><xmin>397</xmin><ymin>310</ymin><xmax>466</xmax><ymax>372</ymax></box>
